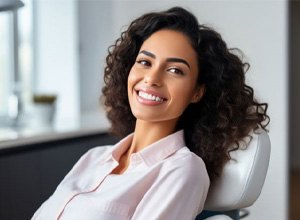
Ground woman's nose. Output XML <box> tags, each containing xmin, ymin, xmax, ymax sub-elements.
<box><xmin>144</xmin><ymin>68</ymin><xmax>162</xmax><ymax>87</ymax></box>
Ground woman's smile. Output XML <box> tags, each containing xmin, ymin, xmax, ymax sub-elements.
<box><xmin>135</xmin><ymin>88</ymin><xmax>167</xmax><ymax>106</ymax></box>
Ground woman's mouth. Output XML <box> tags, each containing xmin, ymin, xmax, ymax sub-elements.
<box><xmin>135</xmin><ymin>89</ymin><xmax>167</xmax><ymax>105</ymax></box>
<box><xmin>138</xmin><ymin>91</ymin><xmax>164</xmax><ymax>102</ymax></box>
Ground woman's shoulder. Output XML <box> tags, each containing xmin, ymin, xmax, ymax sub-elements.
<box><xmin>164</xmin><ymin>147</ymin><xmax>209</xmax><ymax>180</ymax></box>
<box><xmin>171</xmin><ymin>147</ymin><xmax>206</xmax><ymax>167</ymax></box>
<box><xmin>60</xmin><ymin>145</ymin><xmax>115</xmax><ymax>182</ymax></box>
<box><xmin>79</xmin><ymin>145</ymin><xmax>115</xmax><ymax>162</ymax></box>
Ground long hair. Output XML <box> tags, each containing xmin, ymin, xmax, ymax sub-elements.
<box><xmin>102</xmin><ymin>7</ymin><xmax>269</xmax><ymax>182</ymax></box>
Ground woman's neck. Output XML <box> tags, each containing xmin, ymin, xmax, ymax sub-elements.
<box><xmin>127</xmin><ymin>119</ymin><xmax>178</xmax><ymax>155</ymax></box>
<box><xmin>110</xmin><ymin>119</ymin><xmax>178</xmax><ymax>175</ymax></box>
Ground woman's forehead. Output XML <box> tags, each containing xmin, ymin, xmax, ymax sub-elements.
<box><xmin>139</xmin><ymin>29</ymin><xmax>197</xmax><ymax>62</ymax></box>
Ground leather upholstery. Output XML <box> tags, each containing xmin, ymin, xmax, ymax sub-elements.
<box><xmin>204</xmin><ymin>130</ymin><xmax>271</xmax><ymax>211</ymax></box>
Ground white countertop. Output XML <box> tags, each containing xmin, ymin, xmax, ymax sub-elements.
<box><xmin>0</xmin><ymin>111</ymin><xmax>110</xmax><ymax>150</ymax></box>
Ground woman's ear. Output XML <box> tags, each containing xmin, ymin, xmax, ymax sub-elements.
<box><xmin>191</xmin><ymin>85</ymin><xmax>205</xmax><ymax>103</ymax></box>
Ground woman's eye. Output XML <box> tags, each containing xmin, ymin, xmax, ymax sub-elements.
<box><xmin>136</xmin><ymin>60</ymin><xmax>151</xmax><ymax>67</ymax></box>
<box><xmin>168</xmin><ymin>67</ymin><xmax>184</xmax><ymax>75</ymax></box>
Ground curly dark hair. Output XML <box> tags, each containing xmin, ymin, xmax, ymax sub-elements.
<box><xmin>102</xmin><ymin>7</ymin><xmax>269</xmax><ymax>182</ymax></box>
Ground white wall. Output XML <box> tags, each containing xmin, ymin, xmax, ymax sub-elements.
<box><xmin>79</xmin><ymin>1</ymin><xmax>288</xmax><ymax>219</ymax></box>
<box><xmin>78</xmin><ymin>0</ymin><xmax>114</xmax><ymax>113</ymax></box>
<box><xmin>35</xmin><ymin>0</ymin><xmax>80</xmax><ymax>126</ymax></box>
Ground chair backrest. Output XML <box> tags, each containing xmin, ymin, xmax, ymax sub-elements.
<box><xmin>204</xmin><ymin>130</ymin><xmax>271</xmax><ymax>211</ymax></box>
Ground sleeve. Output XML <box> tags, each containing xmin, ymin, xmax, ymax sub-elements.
<box><xmin>131</xmin><ymin>155</ymin><xmax>210</xmax><ymax>220</ymax></box>
<box><xmin>31</xmin><ymin>149</ymin><xmax>98</xmax><ymax>220</ymax></box>
<box><xmin>31</xmin><ymin>146</ymin><xmax>113</xmax><ymax>220</ymax></box>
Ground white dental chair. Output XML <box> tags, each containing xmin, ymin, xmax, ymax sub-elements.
<box><xmin>196</xmin><ymin>129</ymin><xmax>271</xmax><ymax>220</ymax></box>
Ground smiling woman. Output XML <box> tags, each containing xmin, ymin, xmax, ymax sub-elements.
<box><xmin>32</xmin><ymin>6</ymin><xmax>269</xmax><ymax>220</ymax></box>
<box><xmin>127</xmin><ymin>30</ymin><xmax>203</xmax><ymax>131</ymax></box>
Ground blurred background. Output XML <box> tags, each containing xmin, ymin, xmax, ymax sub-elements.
<box><xmin>0</xmin><ymin>0</ymin><xmax>298</xmax><ymax>219</ymax></box>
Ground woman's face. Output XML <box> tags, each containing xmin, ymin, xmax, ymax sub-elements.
<box><xmin>127</xmin><ymin>29</ymin><xmax>203</xmax><ymax>125</ymax></box>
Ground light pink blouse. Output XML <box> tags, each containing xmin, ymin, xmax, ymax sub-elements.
<box><xmin>32</xmin><ymin>130</ymin><xmax>210</xmax><ymax>220</ymax></box>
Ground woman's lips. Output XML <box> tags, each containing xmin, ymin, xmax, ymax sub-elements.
<box><xmin>135</xmin><ymin>89</ymin><xmax>167</xmax><ymax>106</ymax></box>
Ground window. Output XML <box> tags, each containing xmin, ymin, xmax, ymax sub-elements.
<box><xmin>0</xmin><ymin>0</ymin><xmax>33</xmax><ymax>120</ymax></box>
<box><xmin>18</xmin><ymin>0</ymin><xmax>34</xmax><ymax>115</ymax></box>
<box><xmin>0</xmin><ymin>11</ymin><xmax>12</xmax><ymax>116</ymax></box>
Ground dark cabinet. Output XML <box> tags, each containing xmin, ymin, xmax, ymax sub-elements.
<box><xmin>0</xmin><ymin>133</ymin><xmax>118</xmax><ymax>220</ymax></box>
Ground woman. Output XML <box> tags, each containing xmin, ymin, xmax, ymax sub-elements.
<box><xmin>32</xmin><ymin>6</ymin><xmax>269</xmax><ymax>220</ymax></box>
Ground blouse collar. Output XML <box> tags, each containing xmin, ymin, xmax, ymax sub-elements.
<box><xmin>109</xmin><ymin>130</ymin><xmax>186</xmax><ymax>167</ymax></box>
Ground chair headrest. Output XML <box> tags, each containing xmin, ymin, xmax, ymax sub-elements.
<box><xmin>204</xmin><ymin>130</ymin><xmax>271</xmax><ymax>211</ymax></box>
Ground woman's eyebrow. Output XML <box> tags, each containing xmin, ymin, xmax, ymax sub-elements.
<box><xmin>139</xmin><ymin>50</ymin><xmax>191</xmax><ymax>69</ymax></box>
<box><xmin>139</xmin><ymin>50</ymin><xmax>156</xmax><ymax>58</ymax></box>
<box><xmin>166</xmin><ymin>57</ymin><xmax>190</xmax><ymax>69</ymax></box>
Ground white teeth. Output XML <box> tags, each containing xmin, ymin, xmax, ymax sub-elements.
<box><xmin>138</xmin><ymin>91</ymin><xmax>164</xmax><ymax>102</ymax></box>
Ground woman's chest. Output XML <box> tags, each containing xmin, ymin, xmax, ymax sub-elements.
<box><xmin>44</xmin><ymin>165</ymin><xmax>160</xmax><ymax>220</ymax></box>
